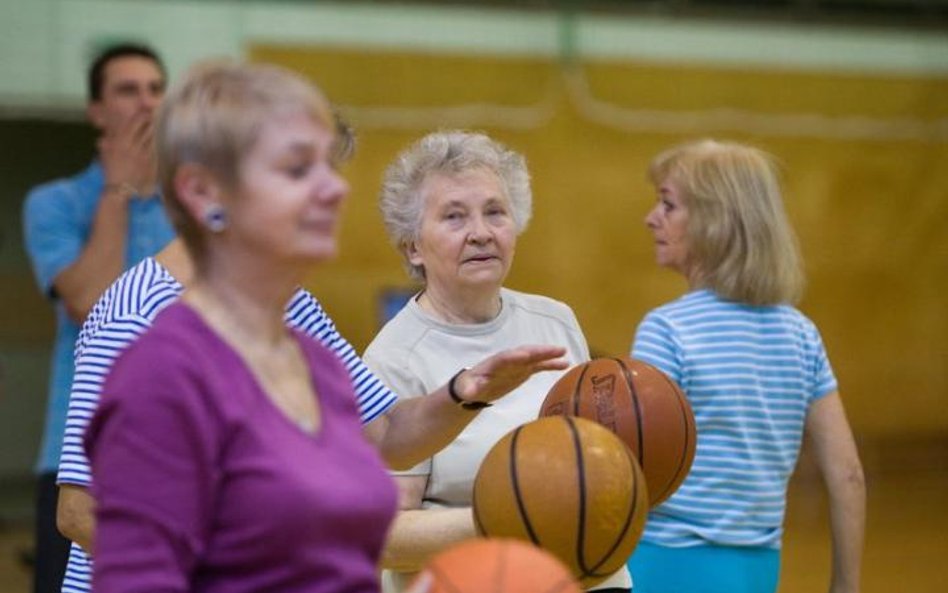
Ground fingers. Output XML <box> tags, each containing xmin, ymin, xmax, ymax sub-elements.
<box><xmin>100</xmin><ymin>111</ymin><xmax>157</xmax><ymax>189</ymax></box>
<box><xmin>474</xmin><ymin>345</ymin><xmax>568</xmax><ymax>376</ymax></box>
<box><xmin>461</xmin><ymin>345</ymin><xmax>570</xmax><ymax>403</ymax></box>
<box><xmin>530</xmin><ymin>358</ymin><xmax>570</xmax><ymax>372</ymax></box>
<box><xmin>498</xmin><ymin>344</ymin><xmax>567</xmax><ymax>364</ymax></box>
<box><xmin>131</xmin><ymin>113</ymin><xmax>154</xmax><ymax>146</ymax></box>
<box><xmin>115</xmin><ymin>111</ymin><xmax>152</xmax><ymax>147</ymax></box>
<box><xmin>105</xmin><ymin>111</ymin><xmax>153</xmax><ymax>144</ymax></box>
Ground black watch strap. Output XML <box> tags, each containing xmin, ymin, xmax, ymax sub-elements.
<box><xmin>448</xmin><ymin>367</ymin><xmax>492</xmax><ymax>410</ymax></box>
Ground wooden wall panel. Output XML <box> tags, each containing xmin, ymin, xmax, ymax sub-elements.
<box><xmin>250</xmin><ymin>45</ymin><xmax>948</xmax><ymax>437</ymax></box>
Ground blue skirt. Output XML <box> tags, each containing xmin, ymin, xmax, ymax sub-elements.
<box><xmin>627</xmin><ymin>541</ymin><xmax>780</xmax><ymax>593</ymax></box>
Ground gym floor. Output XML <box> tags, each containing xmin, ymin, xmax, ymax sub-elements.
<box><xmin>1</xmin><ymin>438</ymin><xmax>945</xmax><ymax>592</ymax></box>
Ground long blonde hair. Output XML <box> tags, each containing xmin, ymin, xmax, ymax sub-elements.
<box><xmin>649</xmin><ymin>139</ymin><xmax>804</xmax><ymax>305</ymax></box>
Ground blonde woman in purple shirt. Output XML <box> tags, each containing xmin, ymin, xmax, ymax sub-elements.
<box><xmin>84</xmin><ymin>61</ymin><xmax>566</xmax><ymax>593</ymax></box>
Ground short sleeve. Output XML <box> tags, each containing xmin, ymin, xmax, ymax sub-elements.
<box><xmin>85</xmin><ymin>339</ymin><xmax>222</xmax><ymax>593</ymax></box>
<box><xmin>287</xmin><ymin>288</ymin><xmax>399</xmax><ymax>423</ymax></box>
<box><xmin>631</xmin><ymin>311</ymin><xmax>684</xmax><ymax>385</ymax></box>
<box><xmin>804</xmin><ymin>319</ymin><xmax>838</xmax><ymax>402</ymax></box>
<box><xmin>57</xmin><ymin>314</ymin><xmax>152</xmax><ymax>487</ymax></box>
<box><xmin>22</xmin><ymin>184</ymin><xmax>86</xmax><ymax>296</ymax></box>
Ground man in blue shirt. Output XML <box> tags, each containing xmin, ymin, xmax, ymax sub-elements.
<box><xmin>21</xmin><ymin>42</ymin><xmax>175</xmax><ymax>593</ymax></box>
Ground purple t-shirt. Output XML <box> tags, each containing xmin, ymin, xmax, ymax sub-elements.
<box><xmin>86</xmin><ymin>303</ymin><xmax>398</xmax><ymax>593</ymax></box>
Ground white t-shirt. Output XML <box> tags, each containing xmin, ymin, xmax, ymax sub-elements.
<box><xmin>364</xmin><ymin>287</ymin><xmax>631</xmax><ymax>591</ymax></box>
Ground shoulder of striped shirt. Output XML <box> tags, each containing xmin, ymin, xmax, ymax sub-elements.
<box><xmin>284</xmin><ymin>288</ymin><xmax>341</xmax><ymax>343</ymax></box>
<box><xmin>76</xmin><ymin>262</ymin><xmax>181</xmax><ymax>354</ymax></box>
<box><xmin>282</xmin><ymin>287</ymin><xmax>395</xmax><ymax>400</ymax></box>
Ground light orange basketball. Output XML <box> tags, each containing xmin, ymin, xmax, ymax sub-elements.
<box><xmin>413</xmin><ymin>537</ymin><xmax>582</xmax><ymax>593</ymax></box>
<box><xmin>472</xmin><ymin>416</ymin><xmax>648</xmax><ymax>588</ymax></box>
<box><xmin>540</xmin><ymin>357</ymin><xmax>696</xmax><ymax>507</ymax></box>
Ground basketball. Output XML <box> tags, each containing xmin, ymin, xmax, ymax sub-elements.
<box><xmin>413</xmin><ymin>537</ymin><xmax>582</xmax><ymax>593</ymax></box>
<box><xmin>539</xmin><ymin>357</ymin><xmax>696</xmax><ymax>507</ymax></box>
<box><xmin>472</xmin><ymin>416</ymin><xmax>648</xmax><ymax>588</ymax></box>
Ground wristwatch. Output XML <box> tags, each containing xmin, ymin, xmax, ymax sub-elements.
<box><xmin>447</xmin><ymin>368</ymin><xmax>492</xmax><ymax>411</ymax></box>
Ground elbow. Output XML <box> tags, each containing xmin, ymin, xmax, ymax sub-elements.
<box><xmin>365</xmin><ymin>416</ymin><xmax>418</xmax><ymax>471</ymax></box>
<box><xmin>832</xmin><ymin>457</ymin><xmax>867</xmax><ymax>502</ymax></box>
<box><xmin>56</xmin><ymin>504</ymin><xmax>80</xmax><ymax>543</ymax></box>
<box><xmin>56</xmin><ymin>486</ymin><xmax>92</xmax><ymax>547</ymax></box>
<box><xmin>848</xmin><ymin>460</ymin><xmax>867</xmax><ymax>494</ymax></box>
<box><xmin>62</xmin><ymin>298</ymin><xmax>91</xmax><ymax>325</ymax></box>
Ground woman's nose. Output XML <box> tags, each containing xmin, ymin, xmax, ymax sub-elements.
<box><xmin>644</xmin><ymin>205</ymin><xmax>660</xmax><ymax>229</ymax></box>
<box><xmin>316</xmin><ymin>169</ymin><xmax>350</xmax><ymax>205</ymax></box>
<box><xmin>467</xmin><ymin>216</ymin><xmax>491</xmax><ymax>243</ymax></box>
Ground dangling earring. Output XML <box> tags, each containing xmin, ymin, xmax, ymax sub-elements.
<box><xmin>203</xmin><ymin>204</ymin><xmax>228</xmax><ymax>233</ymax></box>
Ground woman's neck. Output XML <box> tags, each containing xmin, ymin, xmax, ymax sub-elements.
<box><xmin>184</xmin><ymin>250</ymin><xmax>302</xmax><ymax>346</ymax></box>
<box><xmin>686</xmin><ymin>266</ymin><xmax>705</xmax><ymax>292</ymax></box>
<box><xmin>417</xmin><ymin>284</ymin><xmax>502</xmax><ymax>325</ymax></box>
<box><xmin>155</xmin><ymin>239</ymin><xmax>195</xmax><ymax>287</ymax></box>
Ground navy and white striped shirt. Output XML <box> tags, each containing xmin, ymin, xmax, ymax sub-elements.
<box><xmin>56</xmin><ymin>257</ymin><xmax>398</xmax><ymax>593</ymax></box>
<box><xmin>632</xmin><ymin>289</ymin><xmax>836</xmax><ymax>549</ymax></box>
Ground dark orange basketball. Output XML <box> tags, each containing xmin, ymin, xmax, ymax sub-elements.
<box><xmin>413</xmin><ymin>537</ymin><xmax>582</xmax><ymax>593</ymax></box>
<box><xmin>472</xmin><ymin>416</ymin><xmax>648</xmax><ymax>588</ymax></box>
<box><xmin>540</xmin><ymin>357</ymin><xmax>696</xmax><ymax>507</ymax></box>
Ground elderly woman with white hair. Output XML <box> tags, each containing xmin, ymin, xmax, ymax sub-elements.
<box><xmin>364</xmin><ymin>130</ymin><xmax>631</xmax><ymax>593</ymax></box>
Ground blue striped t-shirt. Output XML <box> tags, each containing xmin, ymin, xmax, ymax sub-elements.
<box><xmin>631</xmin><ymin>289</ymin><xmax>837</xmax><ymax>550</ymax></box>
<box><xmin>56</xmin><ymin>256</ymin><xmax>398</xmax><ymax>593</ymax></box>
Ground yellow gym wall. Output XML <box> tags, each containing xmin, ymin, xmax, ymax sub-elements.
<box><xmin>251</xmin><ymin>44</ymin><xmax>948</xmax><ymax>440</ymax></box>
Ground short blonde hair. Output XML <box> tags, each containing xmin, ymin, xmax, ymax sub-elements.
<box><xmin>156</xmin><ymin>60</ymin><xmax>333</xmax><ymax>261</ymax></box>
<box><xmin>379</xmin><ymin>130</ymin><xmax>532</xmax><ymax>281</ymax></box>
<box><xmin>648</xmin><ymin>139</ymin><xmax>804</xmax><ymax>305</ymax></box>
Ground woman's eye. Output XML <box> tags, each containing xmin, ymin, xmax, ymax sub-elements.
<box><xmin>287</xmin><ymin>163</ymin><xmax>310</xmax><ymax>178</ymax></box>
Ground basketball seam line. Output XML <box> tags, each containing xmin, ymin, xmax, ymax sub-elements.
<box><xmin>572</xmin><ymin>364</ymin><xmax>590</xmax><ymax>416</ymax></box>
<box><xmin>581</xmin><ymin>431</ymin><xmax>643</xmax><ymax>578</ymax></box>
<box><xmin>587</xmin><ymin>446</ymin><xmax>643</xmax><ymax>577</ymax></box>
<box><xmin>510</xmin><ymin>425</ymin><xmax>542</xmax><ymax>546</ymax></box>
<box><xmin>566</xmin><ymin>416</ymin><xmax>593</xmax><ymax>579</ymax></box>
<box><xmin>615</xmin><ymin>357</ymin><xmax>645</xmax><ymax>468</ymax></box>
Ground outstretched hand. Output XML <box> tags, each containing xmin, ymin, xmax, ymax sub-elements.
<box><xmin>456</xmin><ymin>345</ymin><xmax>569</xmax><ymax>405</ymax></box>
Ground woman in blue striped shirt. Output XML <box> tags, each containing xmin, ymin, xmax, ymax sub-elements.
<box><xmin>626</xmin><ymin>139</ymin><xmax>865</xmax><ymax>593</ymax></box>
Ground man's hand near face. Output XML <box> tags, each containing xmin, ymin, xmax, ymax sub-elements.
<box><xmin>99</xmin><ymin>110</ymin><xmax>157</xmax><ymax>196</ymax></box>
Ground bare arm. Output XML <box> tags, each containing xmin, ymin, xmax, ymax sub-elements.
<box><xmin>54</xmin><ymin>187</ymin><xmax>129</xmax><ymax>322</ymax></box>
<box><xmin>55</xmin><ymin>113</ymin><xmax>156</xmax><ymax>322</ymax></box>
<box><xmin>362</xmin><ymin>392</ymin><xmax>468</xmax><ymax>472</ymax></box>
<box><xmin>380</xmin><ymin>475</ymin><xmax>476</xmax><ymax>573</ymax></box>
<box><xmin>57</xmin><ymin>484</ymin><xmax>95</xmax><ymax>554</ymax></box>
<box><xmin>804</xmin><ymin>391</ymin><xmax>865</xmax><ymax>593</ymax></box>
<box><xmin>365</xmin><ymin>344</ymin><xmax>567</xmax><ymax>470</ymax></box>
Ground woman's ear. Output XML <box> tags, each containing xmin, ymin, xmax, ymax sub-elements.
<box><xmin>405</xmin><ymin>239</ymin><xmax>423</xmax><ymax>267</ymax></box>
<box><xmin>173</xmin><ymin>163</ymin><xmax>224</xmax><ymax>225</ymax></box>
